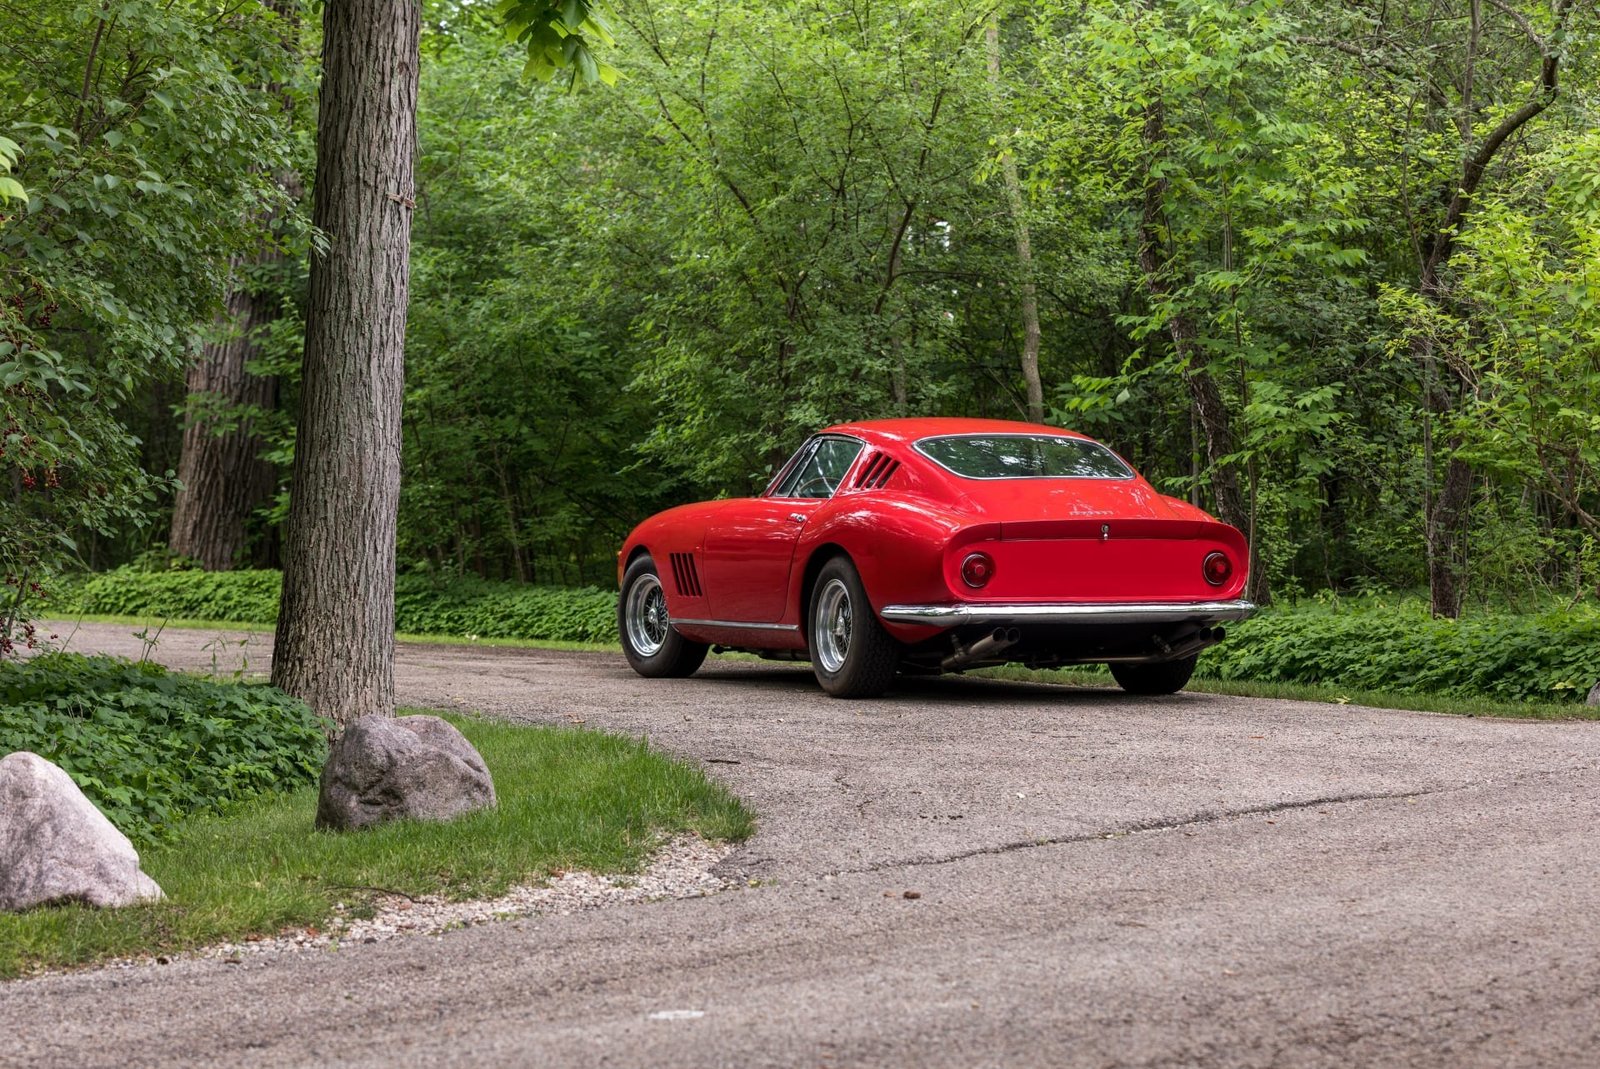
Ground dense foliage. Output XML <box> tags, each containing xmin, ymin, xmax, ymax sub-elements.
<box><xmin>1201</xmin><ymin>601</ymin><xmax>1600</xmax><ymax>704</ymax></box>
<box><xmin>0</xmin><ymin>654</ymin><xmax>326</xmax><ymax>845</ymax></box>
<box><xmin>66</xmin><ymin>567</ymin><xmax>285</xmax><ymax>624</ymax></box>
<box><xmin>4</xmin><ymin>0</ymin><xmax>1598</xmax><ymax>628</ymax></box>
<box><xmin>390</xmin><ymin>577</ymin><xmax>617</xmax><ymax>643</ymax></box>
<box><xmin>0</xmin><ymin>0</ymin><xmax>298</xmax><ymax>646</ymax></box>
<box><xmin>395</xmin><ymin>0</ymin><xmax>1600</xmax><ymax>608</ymax></box>
<box><xmin>67</xmin><ymin>567</ymin><xmax>619</xmax><ymax>643</ymax></box>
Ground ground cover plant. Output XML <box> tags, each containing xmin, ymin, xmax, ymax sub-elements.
<box><xmin>61</xmin><ymin>568</ymin><xmax>618</xmax><ymax>645</ymax></box>
<box><xmin>0</xmin><ymin>711</ymin><xmax>755</xmax><ymax>978</ymax></box>
<box><xmin>1199</xmin><ymin>598</ymin><xmax>1600</xmax><ymax>705</ymax></box>
<box><xmin>0</xmin><ymin>653</ymin><xmax>326</xmax><ymax>845</ymax></box>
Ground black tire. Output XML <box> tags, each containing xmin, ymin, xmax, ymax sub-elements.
<box><xmin>808</xmin><ymin>556</ymin><xmax>900</xmax><ymax>698</ymax></box>
<box><xmin>618</xmin><ymin>555</ymin><xmax>710</xmax><ymax>679</ymax></box>
<box><xmin>1109</xmin><ymin>655</ymin><xmax>1198</xmax><ymax>696</ymax></box>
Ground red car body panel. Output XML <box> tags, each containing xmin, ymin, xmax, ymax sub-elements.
<box><xmin>619</xmin><ymin>417</ymin><xmax>1252</xmax><ymax>656</ymax></box>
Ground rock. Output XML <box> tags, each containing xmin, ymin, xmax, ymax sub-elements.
<box><xmin>0</xmin><ymin>751</ymin><xmax>164</xmax><ymax>911</ymax></box>
<box><xmin>1588</xmin><ymin>681</ymin><xmax>1600</xmax><ymax>707</ymax></box>
<box><xmin>316</xmin><ymin>715</ymin><xmax>496</xmax><ymax>831</ymax></box>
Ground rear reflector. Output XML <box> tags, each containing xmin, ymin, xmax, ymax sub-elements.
<box><xmin>1203</xmin><ymin>551</ymin><xmax>1232</xmax><ymax>587</ymax></box>
<box><xmin>961</xmin><ymin>552</ymin><xmax>995</xmax><ymax>588</ymax></box>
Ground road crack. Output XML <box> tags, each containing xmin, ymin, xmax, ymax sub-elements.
<box><xmin>825</xmin><ymin>759</ymin><xmax>1600</xmax><ymax>878</ymax></box>
<box><xmin>830</xmin><ymin>784</ymin><xmax>1462</xmax><ymax>877</ymax></box>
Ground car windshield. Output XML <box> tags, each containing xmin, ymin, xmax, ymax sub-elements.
<box><xmin>915</xmin><ymin>434</ymin><xmax>1132</xmax><ymax>480</ymax></box>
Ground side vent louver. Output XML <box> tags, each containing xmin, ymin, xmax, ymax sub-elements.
<box><xmin>669</xmin><ymin>552</ymin><xmax>703</xmax><ymax>597</ymax></box>
<box><xmin>854</xmin><ymin>452</ymin><xmax>901</xmax><ymax>489</ymax></box>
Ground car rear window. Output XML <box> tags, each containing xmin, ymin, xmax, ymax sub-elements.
<box><xmin>915</xmin><ymin>434</ymin><xmax>1133</xmax><ymax>480</ymax></box>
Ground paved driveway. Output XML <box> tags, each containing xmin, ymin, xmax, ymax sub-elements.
<box><xmin>5</xmin><ymin>623</ymin><xmax>1599</xmax><ymax>1067</ymax></box>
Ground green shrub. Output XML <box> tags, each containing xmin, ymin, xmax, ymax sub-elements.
<box><xmin>1201</xmin><ymin>600</ymin><xmax>1600</xmax><ymax>704</ymax></box>
<box><xmin>62</xmin><ymin>568</ymin><xmax>284</xmax><ymax>625</ymax></box>
<box><xmin>58</xmin><ymin>567</ymin><xmax>619</xmax><ymax>645</ymax></box>
<box><xmin>391</xmin><ymin>577</ymin><xmax>617</xmax><ymax>644</ymax></box>
<box><xmin>0</xmin><ymin>654</ymin><xmax>327</xmax><ymax>846</ymax></box>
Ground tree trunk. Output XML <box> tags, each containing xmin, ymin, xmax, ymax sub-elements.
<box><xmin>1416</xmin><ymin>7</ymin><xmax>1566</xmax><ymax>617</ymax></box>
<box><xmin>168</xmin><ymin>0</ymin><xmax>298</xmax><ymax>570</ymax></box>
<box><xmin>168</xmin><ymin>273</ymin><xmax>279</xmax><ymax>569</ymax></box>
<box><xmin>986</xmin><ymin>22</ymin><xmax>1043</xmax><ymax>423</ymax></box>
<box><xmin>271</xmin><ymin>0</ymin><xmax>418</xmax><ymax>723</ymax></box>
<box><xmin>1136</xmin><ymin>97</ymin><xmax>1268</xmax><ymax>605</ymax></box>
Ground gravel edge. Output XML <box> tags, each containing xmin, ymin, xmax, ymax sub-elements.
<box><xmin>55</xmin><ymin>835</ymin><xmax>736</xmax><ymax>977</ymax></box>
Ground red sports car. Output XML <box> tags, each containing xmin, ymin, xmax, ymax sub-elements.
<box><xmin>617</xmin><ymin>418</ymin><xmax>1255</xmax><ymax>698</ymax></box>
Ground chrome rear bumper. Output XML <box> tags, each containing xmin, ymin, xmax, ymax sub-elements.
<box><xmin>879</xmin><ymin>600</ymin><xmax>1257</xmax><ymax>627</ymax></box>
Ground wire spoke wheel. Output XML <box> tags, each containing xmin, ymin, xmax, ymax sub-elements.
<box><xmin>812</xmin><ymin>577</ymin><xmax>853</xmax><ymax>673</ymax></box>
<box><xmin>808</xmin><ymin>557</ymin><xmax>899</xmax><ymax>698</ymax></box>
<box><xmin>618</xmin><ymin>556</ymin><xmax>710</xmax><ymax>679</ymax></box>
<box><xmin>624</xmin><ymin>573</ymin><xmax>669</xmax><ymax>656</ymax></box>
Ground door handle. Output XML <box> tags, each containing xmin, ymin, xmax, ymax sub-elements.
<box><xmin>789</xmin><ymin>513</ymin><xmax>807</xmax><ymax>524</ymax></box>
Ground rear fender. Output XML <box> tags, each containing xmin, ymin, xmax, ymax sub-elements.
<box><xmin>789</xmin><ymin>496</ymin><xmax>970</xmax><ymax>643</ymax></box>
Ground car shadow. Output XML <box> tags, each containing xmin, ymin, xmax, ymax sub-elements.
<box><xmin>689</xmin><ymin>661</ymin><xmax>1189</xmax><ymax>706</ymax></box>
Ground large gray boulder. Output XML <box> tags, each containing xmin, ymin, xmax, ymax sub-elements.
<box><xmin>1588</xmin><ymin>681</ymin><xmax>1600</xmax><ymax>707</ymax></box>
<box><xmin>0</xmin><ymin>751</ymin><xmax>164</xmax><ymax>911</ymax></box>
<box><xmin>316</xmin><ymin>715</ymin><xmax>496</xmax><ymax>831</ymax></box>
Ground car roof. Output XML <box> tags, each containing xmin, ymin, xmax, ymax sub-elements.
<box><xmin>819</xmin><ymin>417</ymin><xmax>1095</xmax><ymax>447</ymax></box>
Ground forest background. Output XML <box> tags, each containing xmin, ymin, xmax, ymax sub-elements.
<box><xmin>4</xmin><ymin>0</ymin><xmax>1599</xmax><ymax>644</ymax></box>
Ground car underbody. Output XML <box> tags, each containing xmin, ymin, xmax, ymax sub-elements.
<box><xmin>716</xmin><ymin>599</ymin><xmax>1257</xmax><ymax>674</ymax></box>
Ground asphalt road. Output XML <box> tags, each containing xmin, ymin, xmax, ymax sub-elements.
<box><xmin>5</xmin><ymin>623</ymin><xmax>1600</xmax><ymax>1068</ymax></box>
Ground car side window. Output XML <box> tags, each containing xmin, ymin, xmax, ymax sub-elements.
<box><xmin>770</xmin><ymin>439</ymin><xmax>821</xmax><ymax>497</ymax></box>
<box><xmin>772</xmin><ymin>437</ymin><xmax>863</xmax><ymax>500</ymax></box>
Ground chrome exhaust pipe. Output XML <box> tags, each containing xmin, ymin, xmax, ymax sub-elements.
<box><xmin>942</xmin><ymin>627</ymin><xmax>1022</xmax><ymax>671</ymax></box>
<box><xmin>1099</xmin><ymin>626</ymin><xmax>1230</xmax><ymax>665</ymax></box>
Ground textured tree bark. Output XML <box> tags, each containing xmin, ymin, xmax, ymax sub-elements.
<box><xmin>1426</xmin><ymin>449</ymin><xmax>1474</xmax><ymax>615</ymax></box>
<box><xmin>986</xmin><ymin>22</ymin><xmax>1043</xmax><ymax>424</ymax></box>
<box><xmin>271</xmin><ymin>0</ymin><xmax>418</xmax><ymax>723</ymax></box>
<box><xmin>168</xmin><ymin>273</ymin><xmax>279</xmax><ymax>569</ymax></box>
<box><xmin>1137</xmin><ymin>97</ymin><xmax>1269</xmax><ymax>605</ymax></box>
<box><xmin>168</xmin><ymin>0</ymin><xmax>298</xmax><ymax>570</ymax></box>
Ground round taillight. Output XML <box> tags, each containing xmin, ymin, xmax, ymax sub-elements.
<box><xmin>961</xmin><ymin>552</ymin><xmax>995</xmax><ymax>589</ymax></box>
<box><xmin>1203</xmin><ymin>551</ymin><xmax>1232</xmax><ymax>587</ymax></box>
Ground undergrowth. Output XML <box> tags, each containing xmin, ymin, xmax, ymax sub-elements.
<box><xmin>0</xmin><ymin>653</ymin><xmax>327</xmax><ymax>846</ymax></box>
<box><xmin>1201</xmin><ymin>596</ymin><xmax>1600</xmax><ymax>704</ymax></box>
<box><xmin>58</xmin><ymin>568</ymin><xmax>617</xmax><ymax>645</ymax></box>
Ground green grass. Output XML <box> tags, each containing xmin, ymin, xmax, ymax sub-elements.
<box><xmin>49</xmin><ymin>613</ymin><xmax>617</xmax><ymax>653</ymax></box>
<box><xmin>974</xmin><ymin>665</ymin><xmax>1600</xmax><ymax>721</ymax></box>
<box><xmin>0</xmin><ymin>711</ymin><xmax>754</xmax><ymax>979</ymax></box>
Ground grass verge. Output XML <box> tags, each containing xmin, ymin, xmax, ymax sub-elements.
<box><xmin>974</xmin><ymin>665</ymin><xmax>1600</xmax><ymax>721</ymax></box>
<box><xmin>0</xmin><ymin>711</ymin><xmax>754</xmax><ymax>980</ymax></box>
<box><xmin>48</xmin><ymin>614</ymin><xmax>615</xmax><ymax>653</ymax></box>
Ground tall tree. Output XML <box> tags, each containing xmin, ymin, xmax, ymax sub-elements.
<box><xmin>1409</xmin><ymin>0</ymin><xmax>1578</xmax><ymax>617</ymax></box>
<box><xmin>272</xmin><ymin>0</ymin><xmax>614</xmax><ymax>722</ymax></box>
<box><xmin>986</xmin><ymin>19</ymin><xmax>1043</xmax><ymax>423</ymax></box>
<box><xmin>270</xmin><ymin>0</ymin><xmax>420</xmax><ymax>719</ymax></box>
<box><xmin>1</xmin><ymin>0</ymin><xmax>292</xmax><ymax>650</ymax></box>
<box><xmin>169</xmin><ymin>0</ymin><xmax>304</xmax><ymax>570</ymax></box>
<box><xmin>1133</xmin><ymin>90</ymin><xmax>1262</xmax><ymax>601</ymax></box>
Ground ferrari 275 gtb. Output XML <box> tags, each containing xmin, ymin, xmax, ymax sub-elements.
<box><xmin>617</xmin><ymin>418</ymin><xmax>1255</xmax><ymax>698</ymax></box>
